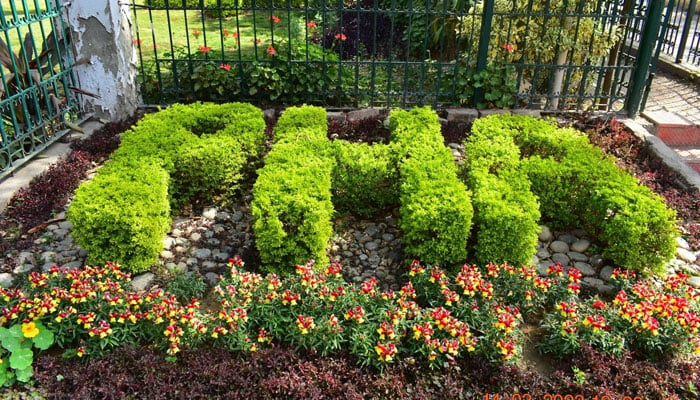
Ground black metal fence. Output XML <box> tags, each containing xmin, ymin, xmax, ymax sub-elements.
<box><xmin>0</xmin><ymin>0</ymin><xmax>82</xmax><ymax>180</ymax></box>
<box><xmin>656</xmin><ymin>0</ymin><xmax>700</xmax><ymax>65</ymax></box>
<box><xmin>131</xmin><ymin>0</ymin><xmax>665</xmax><ymax>113</ymax></box>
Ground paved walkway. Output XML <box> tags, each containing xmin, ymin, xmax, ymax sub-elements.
<box><xmin>642</xmin><ymin>68</ymin><xmax>700</xmax><ymax>174</ymax></box>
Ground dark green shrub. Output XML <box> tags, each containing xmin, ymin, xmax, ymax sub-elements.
<box><xmin>166</xmin><ymin>272</ymin><xmax>208</xmax><ymax>305</ymax></box>
<box><xmin>68</xmin><ymin>159</ymin><xmax>171</xmax><ymax>273</ymax></box>
<box><xmin>171</xmin><ymin>135</ymin><xmax>247</xmax><ymax>210</ymax></box>
<box><xmin>331</xmin><ymin>141</ymin><xmax>398</xmax><ymax>217</ymax></box>
<box><xmin>252</xmin><ymin>106</ymin><xmax>335</xmax><ymax>273</ymax></box>
<box><xmin>390</xmin><ymin>107</ymin><xmax>473</xmax><ymax>264</ymax></box>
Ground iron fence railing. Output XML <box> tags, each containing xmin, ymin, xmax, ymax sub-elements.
<box><xmin>131</xmin><ymin>0</ymin><xmax>664</xmax><ymax>113</ymax></box>
<box><xmin>0</xmin><ymin>0</ymin><xmax>82</xmax><ymax>180</ymax></box>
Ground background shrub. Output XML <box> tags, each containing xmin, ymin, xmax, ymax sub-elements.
<box><xmin>68</xmin><ymin>159</ymin><xmax>171</xmax><ymax>273</ymax></box>
<box><xmin>331</xmin><ymin>141</ymin><xmax>398</xmax><ymax>217</ymax></box>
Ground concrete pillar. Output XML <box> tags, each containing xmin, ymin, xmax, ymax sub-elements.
<box><xmin>62</xmin><ymin>0</ymin><xmax>139</xmax><ymax>120</ymax></box>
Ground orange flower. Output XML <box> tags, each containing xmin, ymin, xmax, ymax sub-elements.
<box><xmin>307</xmin><ymin>20</ymin><xmax>317</xmax><ymax>29</ymax></box>
<box><xmin>192</xmin><ymin>29</ymin><xmax>201</xmax><ymax>38</ymax></box>
<box><xmin>198</xmin><ymin>45</ymin><xmax>212</xmax><ymax>53</ymax></box>
<box><xmin>334</xmin><ymin>33</ymin><xmax>347</xmax><ymax>41</ymax></box>
<box><xmin>219</xmin><ymin>64</ymin><xmax>231</xmax><ymax>71</ymax></box>
<box><xmin>269</xmin><ymin>15</ymin><xmax>280</xmax><ymax>23</ymax></box>
<box><xmin>501</xmin><ymin>43</ymin><xmax>514</xmax><ymax>52</ymax></box>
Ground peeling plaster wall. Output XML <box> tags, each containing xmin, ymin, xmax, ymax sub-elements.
<box><xmin>64</xmin><ymin>0</ymin><xmax>139</xmax><ymax>120</ymax></box>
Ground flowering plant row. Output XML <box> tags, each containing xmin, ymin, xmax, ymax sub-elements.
<box><xmin>0</xmin><ymin>259</ymin><xmax>698</xmax><ymax>385</ymax></box>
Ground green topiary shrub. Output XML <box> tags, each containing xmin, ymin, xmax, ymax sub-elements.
<box><xmin>390</xmin><ymin>107</ymin><xmax>473</xmax><ymax>264</ymax></box>
<box><xmin>68</xmin><ymin>158</ymin><xmax>171</xmax><ymax>273</ymax></box>
<box><xmin>252</xmin><ymin>106</ymin><xmax>335</xmax><ymax>273</ymax></box>
<box><xmin>331</xmin><ymin>141</ymin><xmax>398</xmax><ymax>217</ymax></box>
<box><xmin>170</xmin><ymin>135</ymin><xmax>248</xmax><ymax>210</ymax></box>
<box><xmin>69</xmin><ymin>102</ymin><xmax>265</xmax><ymax>273</ymax></box>
<box><xmin>475</xmin><ymin>114</ymin><xmax>677</xmax><ymax>276</ymax></box>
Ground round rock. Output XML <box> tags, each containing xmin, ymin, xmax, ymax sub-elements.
<box><xmin>676</xmin><ymin>248</ymin><xmax>697</xmax><ymax>263</ymax></box>
<box><xmin>193</xmin><ymin>248</ymin><xmax>212</xmax><ymax>260</ymax></box>
<box><xmin>689</xmin><ymin>276</ymin><xmax>700</xmax><ymax>289</ymax></box>
<box><xmin>549</xmin><ymin>241</ymin><xmax>569</xmax><ymax>253</ymax></box>
<box><xmin>574</xmin><ymin>262</ymin><xmax>595</xmax><ymax>276</ymax></box>
<box><xmin>570</xmin><ymin>239</ymin><xmax>590</xmax><ymax>253</ymax></box>
<box><xmin>537</xmin><ymin>261</ymin><xmax>554</xmax><ymax>276</ymax></box>
<box><xmin>0</xmin><ymin>273</ymin><xmax>14</xmax><ymax>288</ymax></box>
<box><xmin>599</xmin><ymin>265</ymin><xmax>615</xmax><ymax>281</ymax></box>
<box><xmin>558</xmin><ymin>234</ymin><xmax>577</xmax><ymax>244</ymax></box>
<box><xmin>202</xmin><ymin>208</ymin><xmax>218</xmax><ymax>220</ymax></box>
<box><xmin>552</xmin><ymin>253</ymin><xmax>570</xmax><ymax>265</ymax></box>
<box><xmin>538</xmin><ymin>225</ymin><xmax>553</xmax><ymax>242</ymax></box>
<box><xmin>131</xmin><ymin>272</ymin><xmax>155</xmax><ymax>291</ymax></box>
<box><xmin>568</xmin><ymin>252</ymin><xmax>588</xmax><ymax>262</ymax></box>
<box><xmin>365</xmin><ymin>241</ymin><xmax>379</xmax><ymax>251</ymax></box>
<box><xmin>676</xmin><ymin>237</ymin><xmax>691</xmax><ymax>250</ymax></box>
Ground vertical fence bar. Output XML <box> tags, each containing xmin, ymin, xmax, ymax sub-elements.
<box><xmin>473</xmin><ymin>0</ymin><xmax>494</xmax><ymax>107</ymax></box>
<box><xmin>626</xmin><ymin>0</ymin><xmax>664</xmax><ymax>117</ymax></box>
<box><xmin>676</xmin><ymin>0</ymin><xmax>698</xmax><ymax>63</ymax></box>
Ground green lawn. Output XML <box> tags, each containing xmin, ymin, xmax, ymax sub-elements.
<box><xmin>131</xmin><ymin>2</ymin><xmax>314</xmax><ymax>63</ymax></box>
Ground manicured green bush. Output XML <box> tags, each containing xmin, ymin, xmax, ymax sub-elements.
<box><xmin>331</xmin><ymin>141</ymin><xmax>398</xmax><ymax>217</ymax></box>
<box><xmin>252</xmin><ymin>106</ymin><xmax>335</xmax><ymax>273</ymax></box>
<box><xmin>390</xmin><ymin>107</ymin><xmax>473</xmax><ymax>264</ymax></box>
<box><xmin>70</xmin><ymin>102</ymin><xmax>266</xmax><ymax>272</ymax></box>
<box><xmin>475</xmin><ymin>114</ymin><xmax>677</xmax><ymax>275</ymax></box>
<box><xmin>170</xmin><ymin>135</ymin><xmax>247</xmax><ymax>210</ymax></box>
<box><xmin>464</xmin><ymin>119</ymin><xmax>541</xmax><ymax>266</ymax></box>
<box><xmin>68</xmin><ymin>158</ymin><xmax>171</xmax><ymax>273</ymax></box>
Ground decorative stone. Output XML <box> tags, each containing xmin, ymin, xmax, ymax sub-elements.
<box><xmin>171</xmin><ymin>228</ymin><xmax>183</xmax><ymax>237</ymax></box>
<box><xmin>205</xmin><ymin>272</ymin><xmax>220</xmax><ymax>286</ymax></box>
<box><xmin>190</xmin><ymin>232</ymin><xmax>202</xmax><ymax>242</ymax></box>
<box><xmin>599</xmin><ymin>266</ymin><xmax>615</xmax><ymax>281</ymax></box>
<box><xmin>40</xmin><ymin>251</ymin><xmax>57</xmax><ymax>263</ymax></box>
<box><xmin>558</xmin><ymin>234</ymin><xmax>577</xmax><ymax>244</ymax></box>
<box><xmin>365</xmin><ymin>241</ymin><xmax>379</xmax><ymax>251</ymax></box>
<box><xmin>231</xmin><ymin>211</ymin><xmax>244</xmax><ymax>222</ymax></box>
<box><xmin>161</xmin><ymin>250</ymin><xmax>175</xmax><ymax>260</ymax></box>
<box><xmin>689</xmin><ymin>276</ymin><xmax>700</xmax><ymax>289</ymax></box>
<box><xmin>213</xmin><ymin>251</ymin><xmax>230</xmax><ymax>262</ymax></box>
<box><xmin>446</xmin><ymin>108</ymin><xmax>478</xmax><ymax>123</ymax></box>
<box><xmin>131</xmin><ymin>272</ymin><xmax>155</xmax><ymax>291</ymax></box>
<box><xmin>162</xmin><ymin>237</ymin><xmax>176</xmax><ymax>249</ymax></box>
<box><xmin>216</xmin><ymin>212</ymin><xmax>231</xmax><ymax>222</ymax></box>
<box><xmin>583</xmin><ymin>277</ymin><xmax>604</xmax><ymax>288</ymax></box>
<box><xmin>193</xmin><ymin>248</ymin><xmax>212</xmax><ymax>260</ymax></box>
<box><xmin>382</xmin><ymin>233</ymin><xmax>395</xmax><ymax>241</ymax></box>
<box><xmin>570</xmin><ymin>239</ymin><xmax>590</xmax><ymax>253</ymax></box>
<box><xmin>58</xmin><ymin>220</ymin><xmax>73</xmax><ymax>230</ymax></box>
<box><xmin>574</xmin><ymin>262</ymin><xmax>595</xmax><ymax>276</ymax></box>
<box><xmin>0</xmin><ymin>273</ymin><xmax>14</xmax><ymax>288</ymax></box>
<box><xmin>549</xmin><ymin>240</ymin><xmax>569</xmax><ymax>253</ymax></box>
<box><xmin>202</xmin><ymin>208</ymin><xmax>218</xmax><ymax>220</ymax></box>
<box><xmin>17</xmin><ymin>251</ymin><xmax>35</xmax><ymax>266</ymax></box>
<box><xmin>567</xmin><ymin>252</ymin><xmax>588</xmax><ymax>262</ymax></box>
<box><xmin>535</xmin><ymin>249</ymin><xmax>550</xmax><ymax>259</ymax></box>
<box><xmin>676</xmin><ymin>237</ymin><xmax>691</xmax><ymax>250</ymax></box>
<box><xmin>538</xmin><ymin>225</ymin><xmax>553</xmax><ymax>242</ymax></box>
<box><xmin>590</xmin><ymin>254</ymin><xmax>604</xmax><ymax>268</ymax></box>
<box><xmin>63</xmin><ymin>261</ymin><xmax>83</xmax><ymax>269</ymax></box>
<box><xmin>346</xmin><ymin>108</ymin><xmax>381</xmax><ymax>122</ymax></box>
<box><xmin>53</xmin><ymin>229</ymin><xmax>69</xmax><ymax>238</ymax></box>
<box><xmin>13</xmin><ymin>264</ymin><xmax>34</xmax><ymax>274</ymax></box>
<box><xmin>552</xmin><ymin>253</ymin><xmax>570</xmax><ymax>265</ymax></box>
<box><xmin>676</xmin><ymin>248</ymin><xmax>697</xmax><ymax>263</ymax></box>
<box><xmin>202</xmin><ymin>261</ymin><xmax>217</xmax><ymax>270</ymax></box>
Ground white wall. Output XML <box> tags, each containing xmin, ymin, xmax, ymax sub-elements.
<box><xmin>63</xmin><ymin>0</ymin><xmax>139</xmax><ymax>119</ymax></box>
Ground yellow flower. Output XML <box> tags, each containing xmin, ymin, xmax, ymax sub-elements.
<box><xmin>21</xmin><ymin>321</ymin><xmax>40</xmax><ymax>338</ymax></box>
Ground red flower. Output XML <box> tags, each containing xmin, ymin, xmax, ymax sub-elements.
<box><xmin>307</xmin><ymin>20</ymin><xmax>317</xmax><ymax>29</ymax></box>
<box><xmin>192</xmin><ymin>29</ymin><xmax>201</xmax><ymax>38</ymax></box>
<box><xmin>219</xmin><ymin>63</ymin><xmax>231</xmax><ymax>71</ymax></box>
<box><xmin>501</xmin><ymin>43</ymin><xmax>514</xmax><ymax>52</ymax></box>
<box><xmin>198</xmin><ymin>45</ymin><xmax>212</xmax><ymax>53</ymax></box>
<box><xmin>266</xmin><ymin>46</ymin><xmax>276</xmax><ymax>55</ymax></box>
<box><xmin>269</xmin><ymin>15</ymin><xmax>280</xmax><ymax>23</ymax></box>
<box><xmin>334</xmin><ymin>33</ymin><xmax>347</xmax><ymax>41</ymax></box>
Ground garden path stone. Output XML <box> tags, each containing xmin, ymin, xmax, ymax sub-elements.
<box><xmin>203</xmin><ymin>208</ymin><xmax>218</xmax><ymax>220</ymax></box>
<box><xmin>676</xmin><ymin>237</ymin><xmax>690</xmax><ymax>250</ymax></box>
<box><xmin>570</xmin><ymin>239</ymin><xmax>590</xmax><ymax>253</ymax></box>
<box><xmin>676</xmin><ymin>248</ymin><xmax>697</xmax><ymax>263</ymax></box>
<box><xmin>551</xmin><ymin>253</ymin><xmax>570</xmax><ymax>265</ymax></box>
<box><xmin>549</xmin><ymin>241</ymin><xmax>569</xmax><ymax>253</ymax></box>
<box><xmin>558</xmin><ymin>234</ymin><xmax>577</xmax><ymax>244</ymax></box>
<box><xmin>131</xmin><ymin>273</ymin><xmax>155</xmax><ymax>291</ymax></box>
<box><xmin>538</xmin><ymin>225</ymin><xmax>553</xmax><ymax>242</ymax></box>
<box><xmin>599</xmin><ymin>266</ymin><xmax>614</xmax><ymax>281</ymax></box>
<box><xmin>567</xmin><ymin>252</ymin><xmax>588</xmax><ymax>262</ymax></box>
<box><xmin>0</xmin><ymin>273</ymin><xmax>14</xmax><ymax>288</ymax></box>
<box><xmin>574</xmin><ymin>262</ymin><xmax>595</xmax><ymax>276</ymax></box>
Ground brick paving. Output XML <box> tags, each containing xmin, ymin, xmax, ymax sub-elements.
<box><xmin>643</xmin><ymin>70</ymin><xmax>700</xmax><ymax>173</ymax></box>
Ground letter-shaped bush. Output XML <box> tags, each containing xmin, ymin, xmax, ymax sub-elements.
<box><xmin>69</xmin><ymin>158</ymin><xmax>171</xmax><ymax>272</ymax></box>
<box><xmin>391</xmin><ymin>107</ymin><xmax>473</xmax><ymax>264</ymax></box>
<box><xmin>252</xmin><ymin>106</ymin><xmax>335</xmax><ymax>273</ymax></box>
<box><xmin>69</xmin><ymin>103</ymin><xmax>265</xmax><ymax>273</ymax></box>
<box><xmin>471</xmin><ymin>114</ymin><xmax>677</xmax><ymax>276</ymax></box>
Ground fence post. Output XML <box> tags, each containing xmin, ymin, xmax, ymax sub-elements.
<box><xmin>62</xmin><ymin>0</ymin><xmax>140</xmax><ymax>120</ymax></box>
<box><xmin>676</xmin><ymin>0</ymin><xmax>698</xmax><ymax>63</ymax></box>
<box><xmin>473</xmin><ymin>0</ymin><xmax>494</xmax><ymax>107</ymax></box>
<box><xmin>626</xmin><ymin>0</ymin><xmax>665</xmax><ymax>117</ymax></box>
